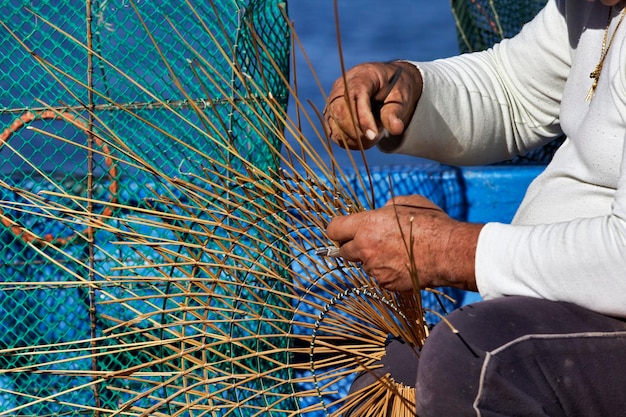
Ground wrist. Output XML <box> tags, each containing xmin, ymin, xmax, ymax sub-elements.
<box><xmin>441</xmin><ymin>221</ymin><xmax>484</xmax><ymax>291</ymax></box>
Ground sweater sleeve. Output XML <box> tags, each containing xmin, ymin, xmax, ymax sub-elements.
<box><xmin>378</xmin><ymin>0</ymin><xmax>570</xmax><ymax>165</ymax></box>
<box><xmin>476</xmin><ymin>146</ymin><xmax>626</xmax><ymax>318</ymax></box>
<box><xmin>476</xmin><ymin>9</ymin><xmax>626</xmax><ymax>318</ymax></box>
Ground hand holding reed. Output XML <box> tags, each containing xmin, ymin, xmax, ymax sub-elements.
<box><xmin>326</xmin><ymin>194</ymin><xmax>483</xmax><ymax>293</ymax></box>
<box><xmin>323</xmin><ymin>61</ymin><xmax>423</xmax><ymax>150</ymax></box>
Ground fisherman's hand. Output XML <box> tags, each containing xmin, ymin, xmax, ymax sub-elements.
<box><xmin>323</xmin><ymin>61</ymin><xmax>422</xmax><ymax>150</ymax></box>
<box><xmin>326</xmin><ymin>195</ymin><xmax>483</xmax><ymax>293</ymax></box>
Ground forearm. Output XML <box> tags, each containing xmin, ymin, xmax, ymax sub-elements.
<box><xmin>326</xmin><ymin>195</ymin><xmax>484</xmax><ymax>293</ymax></box>
<box><xmin>380</xmin><ymin>0</ymin><xmax>570</xmax><ymax>165</ymax></box>
<box><xmin>438</xmin><ymin>221</ymin><xmax>483</xmax><ymax>292</ymax></box>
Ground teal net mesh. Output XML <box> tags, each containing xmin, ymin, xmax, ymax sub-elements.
<box><xmin>0</xmin><ymin>0</ymin><xmax>292</xmax><ymax>415</ymax></box>
<box><xmin>452</xmin><ymin>0</ymin><xmax>548</xmax><ymax>53</ymax></box>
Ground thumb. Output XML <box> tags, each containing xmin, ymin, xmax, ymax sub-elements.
<box><xmin>379</xmin><ymin>102</ymin><xmax>407</xmax><ymax>136</ymax></box>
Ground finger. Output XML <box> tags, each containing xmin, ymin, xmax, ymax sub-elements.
<box><xmin>326</xmin><ymin>212</ymin><xmax>367</xmax><ymax>243</ymax></box>
<box><xmin>325</xmin><ymin>94</ymin><xmax>364</xmax><ymax>146</ymax></box>
<box><xmin>354</xmin><ymin>88</ymin><xmax>379</xmax><ymax>144</ymax></box>
<box><xmin>325</xmin><ymin>114</ymin><xmax>357</xmax><ymax>149</ymax></box>
<box><xmin>379</xmin><ymin>62</ymin><xmax>423</xmax><ymax>136</ymax></box>
<box><xmin>385</xmin><ymin>195</ymin><xmax>444</xmax><ymax>212</ymax></box>
<box><xmin>326</xmin><ymin>68</ymin><xmax>384</xmax><ymax>147</ymax></box>
<box><xmin>336</xmin><ymin>240</ymin><xmax>361</xmax><ymax>262</ymax></box>
<box><xmin>379</xmin><ymin>100</ymin><xmax>407</xmax><ymax>137</ymax></box>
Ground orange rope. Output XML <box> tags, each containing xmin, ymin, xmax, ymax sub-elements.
<box><xmin>0</xmin><ymin>110</ymin><xmax>118</xmax><ymax>247</ymax></box>
<box><xmin>470</xmin><ymin>0</ymin><xmax>501</xmax><ymax>36</ymax></box>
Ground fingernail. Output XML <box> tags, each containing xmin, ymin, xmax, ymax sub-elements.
<box><xmin>365</xmin><ymin>129</ymin><xmax>376</xmax><ymax>140</ymax></box>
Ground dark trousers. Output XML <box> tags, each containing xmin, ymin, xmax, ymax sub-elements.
<box><xmin>348</xmin><ymin>296</ymin><xmax>626</xmax><ymax>417</ymax></box>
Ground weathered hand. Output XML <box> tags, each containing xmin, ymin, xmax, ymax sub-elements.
<box><xmin>326</xmin><ymin>195</ymin><xmax>483</xmax><ymax>293</ymax></box>
<box><xmin>323</xmin><ymin>61</ymin><xmax>423</xmax><ymax>150</ymax></box>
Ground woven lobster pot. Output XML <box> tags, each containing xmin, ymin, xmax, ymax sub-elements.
<box><xmin>0</xmin><ymin>1</ymin><xmax>291</xmax><ymax>414</ymax></box>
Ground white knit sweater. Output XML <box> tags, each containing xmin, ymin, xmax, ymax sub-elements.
<box><xmin>380</xmin><ymin>0</ymin><xmax>626</xmax><ymax>317</ymax></box>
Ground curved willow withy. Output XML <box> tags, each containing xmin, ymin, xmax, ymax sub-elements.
<box><xmin>0</xmin><ymin>1</ymin><xmax>456</xmax><ymax>416</ymax></box>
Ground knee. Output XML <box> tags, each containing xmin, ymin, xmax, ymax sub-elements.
<box><xmin>415</xmin><ymin>306</ymin><xmax>486</xmax><ymax>416</ymax></box>
<box><xmin>414</xmin><ymin>295</ymin><xmax>602</xmax><ymax>416</ymax></box>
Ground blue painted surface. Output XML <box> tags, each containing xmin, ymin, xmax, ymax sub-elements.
<box><xmin>459</xmin><ymin>165</ymin><xmax>545</xmax><ymax>304</ymax></box>
<box><xmin>460</xmin><ymin>165</ymin><xmax>545</xmax><ymax>224</ymax></box>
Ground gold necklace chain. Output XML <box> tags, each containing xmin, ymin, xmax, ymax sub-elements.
<box><xmin>586</xmin><ymin>6</ymin><xmax>626</xmax><ymax>101</ymax></box>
